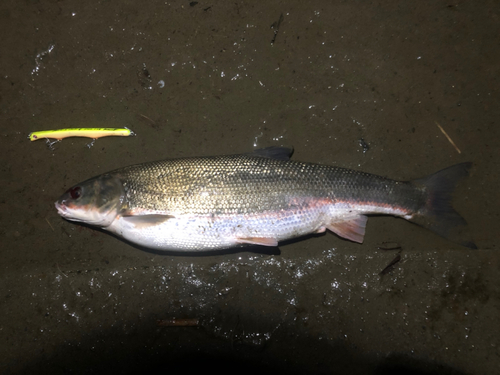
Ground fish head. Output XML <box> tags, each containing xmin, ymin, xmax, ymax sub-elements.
<box><xmin>55</xmin><ymin>174</ymin><xmax>125</xmax><ymax>227</ymax></box>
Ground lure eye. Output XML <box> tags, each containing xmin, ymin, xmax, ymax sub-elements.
<box><xmin>69</xmin><ymin>186</ymin><xmax>82</xmax><ymax>199</ymax></box>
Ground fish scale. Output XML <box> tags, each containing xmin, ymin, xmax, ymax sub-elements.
<box><xmin>119</xmin><ymin>155</ymin><xmax>420</xmax><ymax>216</ymax></box>
<box><xmin>55</xmin><ymin>147</ymin><xmax>476</xmax><ymax>251</ymax></box>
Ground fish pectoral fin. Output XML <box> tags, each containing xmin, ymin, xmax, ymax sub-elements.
<box><xmin>122</xmin><ymin>214</ymin><xmax>175</xmax><ymax>229</ymax></box>
<box><xmin>236</xmin><ymin>237</ymin><xmax>279</xmax><ymax>247</ymax></box>
<box><xmin>326</xmin><ymin>215</ymin><xmax>368</xmax><ymax>243</ymax></box>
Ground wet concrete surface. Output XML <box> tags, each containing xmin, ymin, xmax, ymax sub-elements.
<box><xmin>1</xmin><ymin>1</ymin><xmax>499</xmax><ymax>374</ymax></box>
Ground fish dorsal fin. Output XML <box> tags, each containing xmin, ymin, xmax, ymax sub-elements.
<box><xmin>247</xmin><ymin>147</ymin><xmax>294</xmax><ymax>160</ymax></box>
<box><xmin>122</xmin><ymin>214</ymin><xmax>175</xmax><ymax>229</ymax></box>
<box><xmin>326</xmin><ymin>215</ymin><xmax>368</xmax><ymax>243</ymax></box>
<box><xmin>236</xmin><ymin>237</ymin><xmax>279</xmax><ymax>247</ymax></box>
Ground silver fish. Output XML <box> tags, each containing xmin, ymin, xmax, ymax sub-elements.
<box><xmin>55</xmin><ymin>147</ymin><xmax>476</xmax><ymax>251</ymax></box>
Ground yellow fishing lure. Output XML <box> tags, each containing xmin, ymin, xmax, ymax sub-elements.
<box><xmin>28</xmin><ymin>128</ymin><xmax>134</xmax><ymax>141</ymax></box>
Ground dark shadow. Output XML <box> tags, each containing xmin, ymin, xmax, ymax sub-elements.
<box><xmin>10</xmin><ymin>311</ymin><xmax>468</xmax><ymax>375</ymax></box>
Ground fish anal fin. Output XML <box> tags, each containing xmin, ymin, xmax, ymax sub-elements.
<box><xmin>236</xmin><ymin>237</ymin><xmax>279</xmax><ymax>247</ymax></box>
<box><xmin>326</xmin><ymin>215</ymin><xmax>368</xmax><ymax>243</ymax></box>
<box><xmin>122</xmin><ymin>214</ymin><xmax>175</xmax><ymax>229</ymax></box>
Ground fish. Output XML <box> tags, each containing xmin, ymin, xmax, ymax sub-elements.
<box><xmin>55</xmin><ymin>147</ymin><xmax>476</xmax><ymax>251</ymax></box>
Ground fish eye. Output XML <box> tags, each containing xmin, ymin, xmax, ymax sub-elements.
<box><xmin>69</xmin><ymin>186</ymin><xmax>82</xmax><ymax>199</ymax></box>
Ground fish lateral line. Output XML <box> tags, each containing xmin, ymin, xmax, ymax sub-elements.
<box><xmin>28</xmin><ymin>127</ymin><xmax>135</xmax><ymax>141</ymax></box>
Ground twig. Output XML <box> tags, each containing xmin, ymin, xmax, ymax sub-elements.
<box><xmin>56</xmin><ymin>263</ymin><xmax>69</xmax><ymax>278</ymax></box>
<box><xmin>379</xmin><ymin>254</ymin><xmax>401</xmax><ymax>275</ymax></box>
<box><xmin>435</xmin><ymin>121</ymin><xmax>461</xmax><ymax>154</ymax></box>
<box><xmin>138</xmin><ymin>114</ymin><xmax>156</xmax><ymax>126</ymax></box>
<box><xmin>270</xmin><ymin>13</ymin><xmax>284</xmax><ymax>45</ymax></box>
<box><xmin>45</xmin><ymin>217</ymin><xmax>54</xmax><ymax>231</ymax></box>
<box><xmin>157</xmin><ymin>318</ymin><xmax>200</xmax><ymax>327</ymax></box>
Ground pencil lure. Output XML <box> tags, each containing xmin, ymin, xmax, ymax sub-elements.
<box><xmin>28</xmin><ymin>127</ymin><xmax>134</xmax><ymax>141</ymax></box>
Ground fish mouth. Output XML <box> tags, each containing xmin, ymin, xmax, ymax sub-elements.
<box><xmin>54</xmin><ymin>200</ymin><xmax>115</xmax><ymax>226</ymax></box>
<box><xmin>54</xmin><ymin>201</ymin><xmax>67</xmax><ymax>216</ymax></box>
<box><xmin>54</xmin><ymin>201</ymin><xmax>75</xmax><ymax>220</ymax></box>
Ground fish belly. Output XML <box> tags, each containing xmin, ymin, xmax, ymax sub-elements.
<box><xmin>106</xmin><ymin>200</ymin><xmax>406</xmax><ymax>251</ymax></box>
<box><xmin>107</xmin><ymin>208</ymin><xmax>321</xmax><ymax>251</ymax></box>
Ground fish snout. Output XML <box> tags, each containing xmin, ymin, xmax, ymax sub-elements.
<box><xmin>54</xmin><ymin>201</ymin><xmax>69</xmax><ymax>217</ymax></box>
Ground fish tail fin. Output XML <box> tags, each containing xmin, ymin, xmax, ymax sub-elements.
<box><xmin>409</xmin><ymin>162</ymin><xmax>477</xmax><ymax>249</ymax></box>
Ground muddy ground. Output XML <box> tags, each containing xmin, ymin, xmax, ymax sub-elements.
<box><xmin>1</xmin><ymin>1</ymin><xmax>499</xmax><ymax>374</ymax></box>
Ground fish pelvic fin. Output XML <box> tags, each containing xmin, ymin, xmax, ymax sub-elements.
<box><xmin>326</xmin><ymin>215</ymin><xmax>368</xmax><ymax>243</ymax></box>
<box><xmin>236</xmin><ymin>237</ymin><xmax>279</xmax><ymax>247</ymax></box>
<box><xmin>409</xmin><ymin>162</ymin><xmax>477</xmax><ymax>249</ymax></box>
